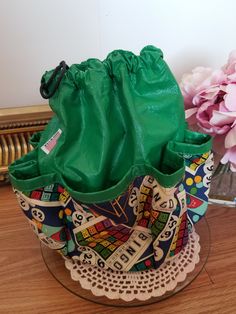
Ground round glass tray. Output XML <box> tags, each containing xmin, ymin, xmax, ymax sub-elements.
<box><xmin>41</xmin><ymin>217</ymin><xmax>210</xmax><ymax>307</ymax></box>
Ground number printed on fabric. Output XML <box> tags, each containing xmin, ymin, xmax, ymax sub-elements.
<box><xmin>15</xmin><ymin>190</ymin><xmax>30</xmax><ymax>211</ymax></box>
<box><xmin>72</xmin><ymin>210</ymin><xmax>94</xmax><ymax>227</ymax></box>
<box><xmin>203</xmin><ymin>153</ymin><xmax>214</xmax><ymax>189</ymax></box>
<box><xmin>71</xmin><ymin>200</ymin><xmax>95</xmax><ymax>225</ymax></box>
<box><xmin>78</xmin><ymin>246</ymin><xmax>109</xmax><ymax>269</ymax></box>
<box><xmin>128</xmin><ymin>187</ymin><xmax>140</xmax><ymax>215</ymax></box>
<box><xmin>158</xmin><ymin>215</ymin><xmax>178</xmax><ymax>241</ymax></box>
<box><xmin>80</xmin><ymin>251</ymin><xmax>96</xmax><ymax>265</ymax></box>
<box><xmin>72</xmin><ymin>211</ymin><xmax>86</xmax><ymax>227</ymax></box>
<box><xmin>31</xmin><ymin>207</ymin><xmax>45</xmax><ymax>222</ymax></box>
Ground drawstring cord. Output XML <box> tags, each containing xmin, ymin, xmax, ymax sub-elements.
<box><xmin>40</xmin><ymin>61</ymin><xmax>69</xmax><ymax>99</ymax></box>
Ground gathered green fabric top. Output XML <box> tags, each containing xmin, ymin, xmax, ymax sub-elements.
<box><xmin>9</xmin><ymin>46</ymin><xmax>212</xmax><ymax>203</ymax></box>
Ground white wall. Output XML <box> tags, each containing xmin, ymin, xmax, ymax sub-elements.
<box><xmin>0</xmin><ymin>0</ymin><xmax>235</xmax><ymax>108</ymax></box>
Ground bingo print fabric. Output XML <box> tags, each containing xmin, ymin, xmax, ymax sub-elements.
<box><xmin>12</xmin><ymin>142</ymin><xmax>213</xmax><ymax>272</ymax></box>
<box><xmin>9</xmin><ymin>46</ymin><xmax>213</xmax><ymax>272</ymax></box>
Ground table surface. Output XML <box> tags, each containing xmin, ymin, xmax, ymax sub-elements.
<box><xmin>0</xmin><ymin>185</ymin><xmax>236</xmax><ymax>314</ymax></box>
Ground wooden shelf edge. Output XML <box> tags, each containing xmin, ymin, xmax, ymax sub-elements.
<box><xmin>0</xmin><ymin>104</ymin><xmax>53</xmax><ymax>128</ymax></box>
<box><xmin>0</xmin><ymin>104</ymin><xmax>51</xmax><ymax>182</ymax></box>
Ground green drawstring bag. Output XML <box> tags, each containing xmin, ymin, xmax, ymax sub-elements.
<box><xmin>11</xmin><ymin>46</ymin><xmax>187</xmax><ymax>202</ymax></box>
<box><xmin>9</xmin><ymin>46</ymin><xmax>213</xmax><ymax>296</ymax></box>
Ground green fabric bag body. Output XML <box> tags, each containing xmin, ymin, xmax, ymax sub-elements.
<box><xmin>11</xmin><ymin>46</ymin><xmax>187</xmax><ymax>202</ymax></box>
<box><xmin>9</xmin><ymin>46</ymin><xmax>213</xmax><ymax>273</ymax></box>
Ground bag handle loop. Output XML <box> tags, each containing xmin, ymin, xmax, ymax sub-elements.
<box><xmin>40</xmin><ymin>61</ymin><xmax>69</xmax><ymax>99</ymax></box>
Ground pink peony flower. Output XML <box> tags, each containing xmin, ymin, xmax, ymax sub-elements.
<box><xmin>180</xmin><ymin>67</ymin><xmax>226</xmax><ymax>124</ymax></box>
<box><xmin>180</xmin><ymin>67</ymin><xmax>215</xmax><ymax>109</ymax></box>
<box><xmin>190</xmin><ymin>85</ymin><xmax>236</xmax><ymax>136</ymax></box>
<box><xmin>180</xmin><ymin>51</ymin><xmax>236</xmax><ymax>172</ymax></box>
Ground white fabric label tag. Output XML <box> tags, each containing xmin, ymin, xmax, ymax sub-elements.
<box><xmin>41</xmin><ymin>129</ymin><xmax>62</xmax><ymax>154</ymax></box>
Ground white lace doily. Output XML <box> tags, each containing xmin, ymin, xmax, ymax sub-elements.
<box><xmin>65</xmin><ymin>229</ymin><xmax>200</xmax><ymax>302</ymax></box>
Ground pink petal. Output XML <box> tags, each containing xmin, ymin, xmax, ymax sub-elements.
<box><xmin>202</xmin><ymin>86</ymin><xmax>221</xmax><ymax>100</ymax></box>
<box><xmin>196</xmin><ymin>101</ymin><xmax>221</xmax><ymax>132</ymax></box>
<box><xmin>220</xmin><ymin>84</ymin><xmax>227</xmax><ymax>91</ymax></box>
<box><xmin>224</xmin><ymin>84</ymin><xmax>236</xmax><ymax>111</ymax></box>
<box><xmin>219</xmin><ymin>101</ymin><xmax>228</xmax><ymax>112</ymax></box>
<box><xmin>210</xmin><ymin>69</ymin><xmax>227</xmax><ymax>85</ymax></box>
<box><xmin>213</xmin><ymin>125</ymin><xmax>231</xmax><ymax>135</ymax></box>
<box><xmin>185</xmin><ymin>108</ymin><xmax>198</xmax><ymax>119</ymax></box>
<box><xmin>228</xmin><ymin>146</ymin><xmax>236</xmax><ymax>163</ymax></box>
<box><xmin>232</xmin><ymin>120</ymin><xmax>236</xmax><ymax>127</ymax></box>
<box><xmin>225</xmin><ymin>125</ymin><xmax>236</xmax><ymax>148</ymax></box>
<box><xmin>221</xmin><ymin>146</ymin><xmax>236</xmax><ymax>166</ymax></box>
<box><xmin>193</xmin><ymin>86</ymin><xmax>220</xmax><ymax>106</ymax></box>
<box><xmin>222</xmin><ymin>50</ymin><xmax>236</xmax><ymax>75</ymax></box>
<box><xmin>196</xmin><ymin>104</ymin><xmax>213</xmax><ymax>129</ymax></box>
<box><xmin>210</xmin><ymin>110</ymin><xmax>236</xmax><ymax>126</ymax></box>
<box><xmin>230</xmin><ymin>162</ymin><xmax>236</xmax><ymax>172</ymax></box>
<box><xmin>227</xmin><ymin>73</ymin><xmax>236</xmax><ymax>83</ymax></box>
<box><xmin>221</xmin><ymin>152</ymin><xmax>230</xmax><ymax>164</ymax></box>
<box><xmin>199</xmin><ymin>125</ymin><xmax>217</xmax><ymax>134</ymax></box>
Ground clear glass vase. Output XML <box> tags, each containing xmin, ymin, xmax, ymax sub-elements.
<box><xmin>209</xmin><ymin>161</ymin><xmax>236</xmax><ymax>207</ymax></box>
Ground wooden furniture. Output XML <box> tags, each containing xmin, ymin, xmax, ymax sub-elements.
<box><xmin>0</xmin><ymin>105</ymin><xmax>52</xmax><ymax>182</ymax></box>
<box><xmin>0</xmin><ymin>184</ymin><xmax>235</xmax><ymax>313</ymax></box>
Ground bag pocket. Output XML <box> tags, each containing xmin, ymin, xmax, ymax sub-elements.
<box><xmin>9</xmin><ymin>150</ymin><xmax>69</xmax><ymax>254</ymax></box>
<box><xmin>9</xmin><ymin>149</ymin><xmax>58</xmax><ymax>192</ymax></box>
<box><xmin>169</xmin><ymin>130</ymin><xmax>213</xmax><ymax>225</ymax></box>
